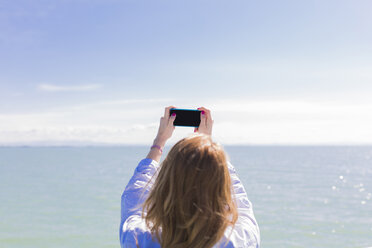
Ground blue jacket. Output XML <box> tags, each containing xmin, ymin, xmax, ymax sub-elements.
<box><xmin>120</xmin><ymin>158</ymin><xmax>260</xmax><ymax>247</ymax></box>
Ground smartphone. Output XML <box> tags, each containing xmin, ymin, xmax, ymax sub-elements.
<box><xmin>169</xmin><ymin>108</ymin><xmax>201</xmax><ymax>127</ymax></box>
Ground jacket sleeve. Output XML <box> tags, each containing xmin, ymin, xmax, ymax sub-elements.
<box><xmin>227</xmin><ymin>161</ymin><xmax>261</xmax><ymax>247</ymax></box>
<box><xmin>120</xmin><ymin>158</ymin><xmax>159</xmax><ymax>246</ymax></box>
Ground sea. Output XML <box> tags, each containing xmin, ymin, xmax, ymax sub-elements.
<box><xmin>0</xmin><ymin>146</ymin><xmax>371</xmax><ymax>248</ymax></box>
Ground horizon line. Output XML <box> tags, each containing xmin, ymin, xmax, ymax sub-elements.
<box><xmin>1</xmin><ymin>143</ymin><xmax>372</xmax><ymax>148</ymax></box>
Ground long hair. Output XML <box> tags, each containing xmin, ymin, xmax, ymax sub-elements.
<box><xmin>142</xmin><ymin>133</ymin><xmax>238</xmax><ymax>248</ymax></box>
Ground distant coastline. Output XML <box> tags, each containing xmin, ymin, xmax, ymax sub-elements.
<box><xmin>1</xmin><ymin>142</ymin><xmax>372</xmax><ymax>148</ymax></box>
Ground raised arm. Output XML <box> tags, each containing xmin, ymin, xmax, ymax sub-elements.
<box><xmin>146</xmin><ymin>106</ymin><xmax>177</xmax><ymax>162</ymax></box>
<box><xmin>120</xmin><ymin>106</ymin><xmax>177</xmax><ymax>245</ymax></box>
<box><xmin>227</xmin><ymin>161</ymin><xmax>260</xmax><ymax>247</ymax></box>
<box><xmin>119</xmin><ymin>157</ymin><xmax>160</xmax><ymax>247</ymax></box>
<box><xmin>121</xmin><ymin>158</ymin><xmax>158</xmax><ymax>219</ymax></box>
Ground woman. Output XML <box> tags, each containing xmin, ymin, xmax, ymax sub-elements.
<box><xmin>120</xmin><ymin>106</ymin><xmax>260</xmax><ymax>248</ymax></box>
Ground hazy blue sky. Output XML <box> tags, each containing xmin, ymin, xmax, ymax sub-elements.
<box><xmin>1</xmin><ymin>0</ymin><xmax>371</xmax><ymax>145</ymax></box>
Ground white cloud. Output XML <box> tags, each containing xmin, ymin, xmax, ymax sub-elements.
<box><xmin>208</xmin><ymin>99</ymin><xmax>372</xmax><ymax>145</ymax></box>
<box><xmin>0</xmin><ymin>98</ymin><xmax>371</xmax><ymax>146</ymax></box>
<box><xmin>38</xmin><ymin>83</ymin><xmax>102</xmax><ymax>92</ymax></box>
<box><xmin>68</xmin><ymin>98</ymin><xmax>175</xmax><ymax>111</ymax></box>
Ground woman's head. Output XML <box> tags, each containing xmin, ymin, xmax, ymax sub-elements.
<box><xmin>142</xmin><ymin>133</ymin><xmax>238</xmax><ymax>248</ymax></box>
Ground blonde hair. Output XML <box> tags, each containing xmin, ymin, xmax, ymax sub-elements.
<box><xmin>142</xmin><ymin>133</ymin><xmax>238</xmax><ymax>248</ymax></box>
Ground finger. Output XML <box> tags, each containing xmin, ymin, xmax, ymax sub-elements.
<box><xmin>197</xmin><ymin>107</ymin><xmax>210</xmax><ymax>116</ymax></box>
<box><xmin>194</xmin><ymin>127</ymin><xmax>198</xmax><ymax>132</ymax></box>
<box><xmin>199</xmin><ymin>110</ymin><xmax>207</xmax><ymax>128</ymax></box>
<box><xmin>197</xmin><ymin>107</ymin><xmax>206</xmax><ymax>119</ymax></box>
<box><xmin>164</xmin><ymin>106</ymin><xmax>175</xmax><ymax>118</ymax></box>
<box><xmin>164</xmin><ymin>106</ymin><xmax>176</xmax><ymax>119</ymax></box>
<box><xmin>197</xmin><ymin>107</ymin><xmax>210</xmax><ymax>125</ymax></box>
<box><xmin>168</xmin><ymin>112</ymin><xmax>176</xmax><ymax>125</ymax></box>
<box><xmin>200</xmin><ymin>107</ymin><xmax>211</xmax><ymax>120</ymax></box>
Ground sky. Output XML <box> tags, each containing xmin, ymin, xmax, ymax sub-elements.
<box><xmin>0</xmin><ymin>0</ymin><xmax>372</xmax><ymax>146</ymax></box>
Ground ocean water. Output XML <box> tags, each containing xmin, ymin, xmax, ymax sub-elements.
<box><xmin>0</xmin><ymin>146</ymin><xmax>371</xmax><ymax>248</ymax></box>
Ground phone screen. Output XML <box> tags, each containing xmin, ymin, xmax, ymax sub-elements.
<box><xmin>169</xmin><ymin>108</ymin><xmax>201</xmax><ymax>127</ymax></box>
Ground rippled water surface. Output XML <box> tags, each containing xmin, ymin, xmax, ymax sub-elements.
<box><xmin>0</xmin><ymin>146</ymin><xmax>371</xmax><ymax>247</ymax></box>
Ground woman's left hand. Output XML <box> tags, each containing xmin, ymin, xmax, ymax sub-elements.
<box><xmin>154</xmin><ymin>106</ymin><xmax>177</xmax><ymax>145</ymax></box>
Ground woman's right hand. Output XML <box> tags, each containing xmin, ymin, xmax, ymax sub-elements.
<box><xmin>194</xmin><ymin>107</ymin><xmax>214</xmax><ymax>136</ymax></box>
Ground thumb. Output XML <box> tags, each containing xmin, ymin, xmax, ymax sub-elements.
<box><xmin>200</xmin><ymin>111</ymin><xmax>206</xmax><ymax>125</ymax></box>
<box><xmin>169</xmin><ymin>113</ymin><xmax>176</xmax><ymax>124</ymax></box>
